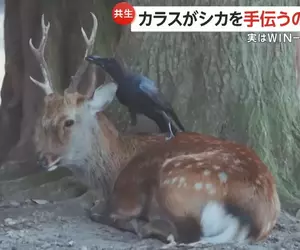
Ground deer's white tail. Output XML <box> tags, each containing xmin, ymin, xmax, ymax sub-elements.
<box><xmin>199</xmin><ymin>201</ymin><xmax>250</xmax><ymax>244</ymax></box>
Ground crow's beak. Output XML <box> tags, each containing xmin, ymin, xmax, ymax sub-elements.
<box><xmin>85</xmin><ymin>55</ymin><xmax>103</xmax><ymax>65</ymax></box>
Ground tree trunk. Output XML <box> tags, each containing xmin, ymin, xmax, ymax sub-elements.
<box><xmin>114</xmin><ymin>0</ymin><xmax>300</xmax><ymax>210</ymax></box>
<box><xmin>1</xmin><ymin>0</ymin><xmax>300</xmax><ymax>211</ymax></box>
<box><xmin>0</xmin><ymin>0</ymin><xmax>122</xmax><ymax>179</ymax></box>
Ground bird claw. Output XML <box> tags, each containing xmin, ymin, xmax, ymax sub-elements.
<box><xmin>165</xmin><ymin>135</ymin><xmax>173</xmax><ymax>141</ymax></box>
<box><xmin>165</xmin><ymin>122</ymin><xmax>175</xmax><ymax>141</ymax></box>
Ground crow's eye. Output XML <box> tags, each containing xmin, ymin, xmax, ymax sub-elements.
<box><xmin>64</xmin><ymin>119</ymin><xmax>74</xmax><ymax>128</ymax></box>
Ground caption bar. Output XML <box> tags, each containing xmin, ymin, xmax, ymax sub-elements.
<box><xmin>124</xmin><ymin>6</ymin><xmax>300</xmax><ymax>32</ymax></box>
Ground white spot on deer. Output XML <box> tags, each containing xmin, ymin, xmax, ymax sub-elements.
<box><xmin>197</xmin><ymin>162</ymin><xmax>204</xmax><ymax>167</ymax></box>
<box><xmin>163</xmin><ymin>179</ymin><xmax>171</xmax><ymax>185</ymax></box>
<box><xmin>178</xmin><ymin>177</ymin><xmax>186</xmax><ymax>188</ymax></box>
<box><xmin>222</xmin><ymin>154</ymin><xmax>230</xmax><ymax>161</ymax></box>
<box><xmin>230</xmin><ymin>165</ymin><xmax>244</xmax><ymax>172</ymax></box>
<box><xmin>162</xmin><ymin>150</ymin><xmax>223</xmax><ymax>168</ymax></box>
<box><xmin>186</xmin><ymin>164</ymin><xmax>192</xmax><ymax>169</ymax></box>
<box><xmin>168</xmin><ymin>171</ymin><xmax>173</xmax><ymax>175</ymax></box>
<box><xmin>256</xmin><ymin>179</ymin><xmax>261</xmax><ymax>185</ymax></box>
<box><xmin>218</xmin><ymin>172</ymin><xmax>228</xmax><ymax>183</ymax></box>
<box><xmin>205</xmin><ymin>183</ymin><xmax>213</xmax><ymax>191</ymax></box>
<box><xmin>204</xmin><ymin>170</ymin><xmax>210</xmax><ymax>176</ymax></box>
<box><xmin>194</xmin><ymin>183</ymin><xmax>203</xmax><ymax>190</ymax></box>
<box><xmin>174</xmin><ymin>162</ymin><xmax>181</xmax><ymax>167</ymax></box>
<box><xmin>234</xmin><ymin>159</ymin><xmax>241</xmax><ymax>165</ymax></box>
<box><xmin>179</xmin><ymin>177</ymin><xmax>186</xmax><ymax>182</ymax></box>
<box><xmin>208</xmin><ymin>187</ymin><xmax>216</xmax><ymax>195</ymax></box>
<box><xmin>213</xmin><ymin>165</ymin><xmax>220</xmax><ymax>170</ymax></box>
<box><xmin>171</xmin><ymin>177</ymin><xmax>178</xmax><ymax>184</ymax></box>
<box><xmin>248</xmin><ymin>157</ymin><xmax>252</xmax><ymax>161</ymax></box>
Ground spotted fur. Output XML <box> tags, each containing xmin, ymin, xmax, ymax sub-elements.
<box><xmin>108</xmin><ymin>134</ymin><xmax>280</xmax><ymax>244</ymax></box>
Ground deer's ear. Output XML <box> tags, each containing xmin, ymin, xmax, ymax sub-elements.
<box><xmin>88</xmin><ymin>82</ymin><xmax>117</xmax><ymax>115</ymax></box>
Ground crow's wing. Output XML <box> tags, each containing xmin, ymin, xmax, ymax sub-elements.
<box><xmin>138</xmin><ymin>75</ymin><xmax>185</xmax><ymax>131</ymax></box>
<box><xmin>138</xmin><ymin>75</ymin><xmax>173</xmax><ymax>111</ymax></box>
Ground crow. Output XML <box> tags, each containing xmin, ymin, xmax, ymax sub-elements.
<box><xmin>85</xmin><ymin>55</ymin><xmax>185</xmax><ymax>139</ymax></box>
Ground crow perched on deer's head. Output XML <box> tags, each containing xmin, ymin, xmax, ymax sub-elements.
<box><xmin>85</xmin><ymin>55</ymin><xmax>185</xmax><ymax>138</ymax></box>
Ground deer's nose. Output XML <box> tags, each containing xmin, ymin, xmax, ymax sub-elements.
<box><xmin>37</xmin><ymin>153</ymin><xmax>61</xmax><ymax>171</ymax></box>
<box><xmin>37</xmin><ymin>153</ymin><xmax>48</xmax><ymax>168</ymax></box>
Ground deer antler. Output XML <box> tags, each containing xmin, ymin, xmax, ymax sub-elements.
<box><xmin>66</xmin><ymin>12</ymin><xmax>98</xmax><ymax>94</ymax></box>
<box><xmin>29</xmin><ymin>14</ymin><xmax>54</xmax><ymax>95</ymax></box>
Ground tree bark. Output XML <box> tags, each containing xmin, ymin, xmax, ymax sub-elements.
<box><xmin>115</xmin><ymin>0</ymin><xmax>300</xmax><ymax>209</ymax></box>
<box><xmin>0</xmin><ymin>0</ymin><xmax>122</xmax><ymax>178</ymax></box>
<box><xmin>1</xmin><ymin>0</ymin><xmax>300</xmax><ymax>210</ymax></box>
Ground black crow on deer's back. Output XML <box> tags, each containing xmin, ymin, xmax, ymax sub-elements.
<box><xmin>85</xmin><ymin>55</ymin><xmax>185</xmax><ymax>139</ymax></box>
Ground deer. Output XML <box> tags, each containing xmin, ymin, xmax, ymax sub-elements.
<box><xmin>30</xmin><ymin>13</ymin><xmax>170</xmax><ymax>221</ymax></box>
<box><xmin>29</xmin><ymin>13</ymin><xmax>280</xmax><ymax>246</ymax></box>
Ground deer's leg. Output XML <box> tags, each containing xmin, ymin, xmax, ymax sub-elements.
<box><xmin>173</xmin><ymin>216</ymin><xmax>201</xmax><ymax>243</ymax></box>
<box><xmin>89</xmin><ymin>210</ymin><xmax>142</xmax><ymax>233</ymax></box>
<box><xmin>134</xmin><ymin>194</ymin><xmax>179</xmax><ymax>243</ymax></box>
<box><xmin>153</xmin><ymin>191</ymin><xmax>201</xmax><ymax>244</ymax></box>
<box><xmin>87</xmin><ymin>201</ymin><xmax>145</xmax><ymax>234</ymax></box>
<box><xmin>138</xmin><ymin>218</ymin><xmax>178</xmax><ymax>243</ymax></box>
<box><xmin>141</xmin><ymin>215</ymin><xmax>201</xmax><ymax>245</ymax></box>
<box><xmin>86</xmin><ymin>198</ymin><xmax>114</xmax><ymax>226</ymax></box>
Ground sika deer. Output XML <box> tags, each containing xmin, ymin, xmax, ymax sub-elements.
<box><xmin>30</xmin><ymin>13</ymin><xmax>167</xmax><ymax>204</ymax></box>
<box><xmin>30</xmin><ymin>14</ymin><xmax>280</xmax><ymax>245</ymax></box>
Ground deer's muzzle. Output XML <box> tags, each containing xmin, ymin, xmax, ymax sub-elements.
<box><xmin>37</xmin><ymin>153</ymin><xmax>61</xmax><ymax>172</ymax></box>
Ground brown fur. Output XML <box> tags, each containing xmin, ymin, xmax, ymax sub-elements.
<box><xmin>35</xmin><ymin>92</ymin><xmax>86</xmax><ymax>158</ymax></box>
<box><xmin>108</xmin><ymin>133</ymin><xmax>281</xmax><ymax>243</ymax></box>
<box><xmin>34</xmin><ymin>96</ymin><xmax>280</xmax><ymax>242</ymax></box>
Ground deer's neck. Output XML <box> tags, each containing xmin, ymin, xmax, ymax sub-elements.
<box><xmin>97</xmin><ymin>113</ymin><xmax>165</xmax><ymax>172</ymax></box>
<box><xmin>64</xmin><ymin>112</ymin><xmax>165</xmax><ymax>202</ymax></box>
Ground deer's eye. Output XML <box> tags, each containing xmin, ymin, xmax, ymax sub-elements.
<box><xmin>64</xmin><ymin>119</ymin><xmax>74</xmax><ymax>128</ymax></box>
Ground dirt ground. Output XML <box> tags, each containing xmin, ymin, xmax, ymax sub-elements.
<box><xmin>0</xmin><ymin>192</ymin><xmax>300</xmax><ymax>250</ymax></box>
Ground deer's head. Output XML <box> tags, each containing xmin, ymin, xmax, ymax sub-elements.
<box><xmin>31</xmin><ymin>13</ymin><xmax>117</xmax><ymax>171</ymax></box>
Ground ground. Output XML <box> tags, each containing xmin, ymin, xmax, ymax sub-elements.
<box><xmin>0</xmin><ymin>194</ymin><xmax>299</xmax><ymax>250</ymax></box>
